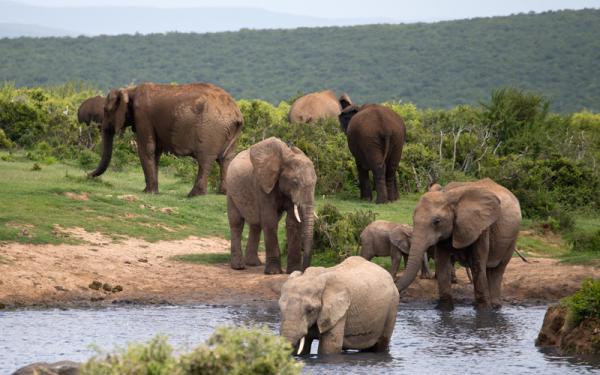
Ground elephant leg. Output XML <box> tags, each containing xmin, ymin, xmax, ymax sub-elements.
<box><xmin>420</xmin><ymin>252</ymin><xmax>433</xmax><ymax>279</ymax></box>
<box><xmin>370</xmin><ymin>303</ymin><xmax>398</xmax><ymax>352</ymax></box>
<box><xmin>471</xmin><ymin>230</ymin><xmax>491</xmax><ymax>310</ymax></box>
<box><xmin>434</xmin><ymin>246</ymin><xmax>454</xmax><ymax>310</ymax></box>
<box><xmin>217</xmin><ymin>152</ymin><xmax>233</xmax><ymax>195</ymax></box>
<box><xmin>263</xmin><ymin>223</ymin><xmax>283</xmax><ymax>275</ymax></box>
<box><xmin>385</xmin><ymin>165</ymin><xmax>399</xmax><ymax>202</ymax></box>
<box><xmin>318</xmin><ymin>318</ymin><xmax>346</xmax><ymax>355</ymax></box>
<box><xmin>136</xmin><ymin>132</ymin><xmax>159</xmax><ymax>193</ymax></box>
<box><xmin>189</xmin><ymin>156</ymin><xmax>212</xmax><ymax>197</ymax></box>
<box><xmin>373</xmin><ymin>165</ymin><xmax>388</xmax><ymax>204</ymax></box>
<box><xmin>451</xmin><ymin>263</ymin><xmax>458</xmax><ymax>284</ymax></box>
<box><xmin>488</xmin><ymin>252</ymin><xmax>512</xmax><ymax>309</ymax></box>
<box><xmin>357</xmin><ymin>166</ymin><xmax>372</xmax><ymax>201</ymax></box>
<box><xmin>244</xmin><ymin>224</ymin><xmax>262</xmax><ymax>266</ymax></box>
<box><xmin>285</xmin><ymin>211</ymin><xmax>302</xmax><ymax>274</ymax></box>
<box><xmin>228</xmin><ymin>198</ymin><xmax>245</xmax><ymax>270</ymax></box>
<box><xmin>390</xmin><ymin>252</ymin><xmax>401</xmax><ymax>279</ymax></box>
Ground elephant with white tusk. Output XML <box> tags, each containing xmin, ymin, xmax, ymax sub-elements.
<box><xmin>226</xmin><ymin>137</ymin><xmax>317</xmax><ymax>274</ymax></box>
<box><xmin>279</xmin><ymin>256</ymin><xmax>399</xmax><ymax>355</ymax></box>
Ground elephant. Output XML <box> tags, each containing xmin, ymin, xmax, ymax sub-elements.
<box><xmin>288</xmin><ymin>90</ymin><xmax>352</xmax><ymax>124</ymax></box>
<box><xmin>395</xmin><ymin>178</ymin><xmax>522</xmax><ymax>310</ymax></box>
<box><xmin>226</xmin><ymin>137</ymin><xmax>317</xmax><ymax>274</ymax></box>
<box><xmin>359</xmin><ymin>220</ymin><xmax>433</xmax><ymax>280</ymax></box>
<box><xmin>279</xmin><ymin>256</ymin><xmax>399</xmax><ymax>355</ymax></box>
<box><xmin>88</xmin><ymin>83</ymin><xmax>244</xmax><ymax>197</ymax></box>
<box><xmin>77</xmin><ymin>95</ymin><xmax>105</xmax><ymax>126</ymax></box>
<box><xmin>339</xmin><ymin>104</ymin><xmax>406</xmax><ymax>204</ymax></box>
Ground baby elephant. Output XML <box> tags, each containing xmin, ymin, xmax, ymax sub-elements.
<box><xmin>279</xmin><ymin>256</ymin><xmax>399</xmax><ymax>355</ymax></box>
<box><xmin>360</xmin><ymin>220</ymin><xmax>433</xmax><ymax>280</ymax></box>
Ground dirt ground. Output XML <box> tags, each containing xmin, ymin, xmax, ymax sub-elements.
<box><xmin>0</xmin><ymin>227</ymin><xmax>599</xmax><ymax>308</ymax></box>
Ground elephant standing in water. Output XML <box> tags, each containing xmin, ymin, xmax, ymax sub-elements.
<box><xmin>77</xmin><ymin>95</ymin><xmax>105</xmax><ymax>126</ymax></box>
<box><xmin>339</xmin><ymin>104</ymin><xmax>406</xmax><ymax>203</ymax></box>
<box><xmin>226</xmin><ymin>137</ymin><xmax>317</xmax><ymax>274</ymax></box>
<box><xmin>279</xmin><ymin>256</ymin><xmax>399</xmax><ymax>355</ymax></box>
<box><xmin>88</xmin><ymin>83</ymin><xmax>244</xmax><ymax>197</ymax></box>
<box><xmin>288</xmin><ymin>90</ymin><xmax>352</xmax><ymax>124</ymax></box>
<box><xmin>395</xmin><ymin>178</ymin><xmax>522</xmax><ymax>310</ymax></box>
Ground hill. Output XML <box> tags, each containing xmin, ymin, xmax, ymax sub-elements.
<box><xmin>1</xmin><ymin>9</ymin><xmax>599</xmax><ymax>111</ymax></box>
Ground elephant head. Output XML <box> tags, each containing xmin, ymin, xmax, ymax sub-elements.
<box><xmin>89</xmin><ymin>88</ymin><xmax>132</xmax><ymax>177</ymax></box>
<box><xmin>249</xmin><ymin>137</ymin><xmax>317</xmax><ymax>269</ymax></box>
<box><xmin>279</xmin><ymin>269</ymin><xmax>350</xmax><ymax>354</ymax></box>
<box><xmin>339</xmin><ymin>93</ymin><xmax>353</xmax><ymax>110</ymax></box>
<box><xmin>389</xmin><ymin>225</ymin><xmax>412</xmax><ymax>254</ymax></box>
<box><xmin>338</xmin><ymin>104</ymin><xmax>360</xmax><ymax>134</ymax></box>
<box><xmin>395</xmin><ymin>186</ymin><xmax>501</xmax><ymax>291</ymax></box>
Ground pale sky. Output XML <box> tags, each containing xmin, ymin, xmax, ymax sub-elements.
<box><xmin>17</xmin><ymin>0</ymin><xmax>600</xmax><ymax>21</ymax></box>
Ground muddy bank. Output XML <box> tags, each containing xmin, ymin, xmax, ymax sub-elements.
<box><xmin>537</xmin><ymin>304</ymin><xmax>600</xmax><ymax>355</ymax></box>
<box><xmin>0</xmin><ymin>229</ymin><xmax>599</xmax><ymax>308</ymax></box>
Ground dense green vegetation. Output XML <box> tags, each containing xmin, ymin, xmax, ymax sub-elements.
<box><xmin>563</xmin><ymin>279</ymin><xmax>600</xmax><ymax>327</ymax></box>
<box><xmin>81</xmin><ymin>327</ymin><xmax>302</xmax><ymax>375</ymax></box>
<box><xmin>0</xmin><ymin>83</ymin><xmax>599</xmax><ymax>265</ymax></box>
<box><xmin>1</xmin><ymin>9</ymin><xmax>600</xmax><ymax>112</ymax></box>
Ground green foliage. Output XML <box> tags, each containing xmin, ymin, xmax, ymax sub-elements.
<box><xmin>2</xmin><ymin>10</ymin><xmax>600</xmax><ymax>112</ymax></box>
<box><xmin>567</xmin><ymin>229</ymin><xmax>600</xmax><ymax>254</ymax></box>
<box><xmin>563</xmin><ymin>279</ymin><xmax>600</xmax><ymax>327</ymax></box>
<box><xmin>172</xmin><ymin>253</ymin><xmax>230</xmax><ymax>265</ymax></box>
<box><xmin>81</xmin><ymin>328</ymin><xmax>302</xmax><ymax>375</ymax></box>
<box><xmin>314</xmin><ymin>203</ymin><xmax>377</xmax><ymax>261</ymax></box>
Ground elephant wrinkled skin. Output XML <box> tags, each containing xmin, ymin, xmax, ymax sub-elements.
<box><xmin>395</xmin><ymin>178</ymin><xmax>522</xmax><ymax>310</ymax></box>
<box><xmin>360</xmin><ymin>220</ymin><xmax>433</xmax><ymax>279</ymax></box>
<box><xmin>226</xmin><ymin>137</ymin><xmax>317</xmax><ymax>274</ymax></box>
<box><xmin>279</xmin><ymin>256</ymin><xmax>399</xmax><ymax>355</ymax></box>
<box><xmin>288</xmin><ymin>90</ymin><xmax>352</xmax><ymax>124</ymax></box>
<box><xmin>89</xmin><ymin>82</ymin><xmax>243</xmax><ymax>197</ymax></box>
<box><xmin>339</xmin><ymin>104</ymin><xmax>406</xmax><ymax>203</ymax></box>
<box><xmin>77</xmin><ymin>95</ymin><xmax>105</xmax><ymax>126</ymax></box>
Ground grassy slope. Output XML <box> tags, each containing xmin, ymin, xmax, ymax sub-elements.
<box><xmin>0</xmin><ymin>153</ymin><xmax>596</xmax><ymax>266</ymax></box>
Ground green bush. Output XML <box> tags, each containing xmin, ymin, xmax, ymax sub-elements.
<box><xmin>563</xmin><ymin>278</ymin><xmax>600</xmax><ymax>327</ymax></box>
<box><xmin>314</xmin><ymin>203</ymin><xmax>377</xmax><ymax>261</ymax></box>
<box><xmin>567</xmin><ymin>229</ymin><xmax>600</xmax><ymax>253</ymax></box>
<box><xmin>81</xmin><ymin>327</ymin><xmax>302</xmax><ymax>375</ymax></box>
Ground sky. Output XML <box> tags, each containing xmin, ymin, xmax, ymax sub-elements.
<box><xmin>17</xmin><ymin>0</ymin><xmax>600</xmax><ymax>21</ymax></box>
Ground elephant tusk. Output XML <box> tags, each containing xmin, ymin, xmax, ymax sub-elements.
<box><xmin>294</xmin><ymin>205</ymin><xmax>302</xmax><ymax>223</ymax></box>
<box><xmin>297</xmin><ymin>336</ymin><xmax>305</xmax><ymax>355</ymax></box>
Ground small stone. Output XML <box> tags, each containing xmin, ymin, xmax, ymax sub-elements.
<box><xmin>54</xmin><ymin>285</ymin><xmax>67</xmax><ymax>292</ymax></box>
<box><xmin>0</xmin><ymin>302</ymin><xmax>5</xmax><ymax>309</ymax></box>
<box><xmin>138</xmin><ymin>258</ymin><xmax>148</xmax><ymax>263</ymax></box>
<box><xmin>118</xmin><ymin>194</ymin><xmax>139</xmax><ymax>202</ymax></box>
<box><xmin>124</xmin><ymin>260</ymin><xmax>131</xmax><ymax>264</ymax></box>
<box><xmin>102</xmin><ymin>283</ymin><xmax>113</xmax><ymax>292</ymax></box>
<box><xmin>89</xmin><ymin>248</ymin><xmax>99</xmax><ymax>252</ymax></box>
<box><xmin>160</xmin><ymin>207</ymin><xmax>175</xmax><ymax>214</ymax></box>
<box><xmin>20</xmin><ymin>229</ymin><xmax>29</xmax><ymax>236</ymax></box>
<box><xmin>112</xmin><ymin>285</ymin><xmax>123</xmax><ymax>293</ymax></box>
<box><xmin>90</xmin><ymin>296</ymin><xmax>105</xmax><ymax>302</ymax></box>
<box><xmin>88</xmin><ymin>281</ymin><xmax>102</xmax><ymax>290</ymax></box>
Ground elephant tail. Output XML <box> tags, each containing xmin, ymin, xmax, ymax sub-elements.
<box><xmin>380</xmin><ymin>134</ymin><xmax>391</xmax><ymax>168</ymax></box>
<box><xmin>221</xmin><ymin>119</ymin><xmax>244</xmax><ymax>160</ymax></box>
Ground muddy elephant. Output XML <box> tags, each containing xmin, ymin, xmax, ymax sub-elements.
<box><xmin>360</xmin><ymin>220</ymin><xmax>432</xmax><ymax>279</ymax></box>
<box><xmin>88</xmin><ymin>83</ymin><xmax>243</xmax><ymax>197</ymax></box>
<box><xmin>279</xmin><ymin>256</ymin><xmax>399</xmax><ymax>355</ymax></box>
<box><xmin>339</xmin><ymin>104</ymin><xmax>406</xmax><ymax>204</ymax></box>
<box><xmin>395</xmin><ymin>178</ymin><xmax>522</xmax><ymax>310</ymax></box>
<box><xmin>77</xmin><ymin>95</ymin><xmax>105</xmax><ymax>126</ymax></box>
<box><xmin>288</xmin><ymin>90</ymin><xmax>352</xmax><ymax>124</ymax></box>
<box><xmin>226</xmin><ymin>137</ymin><xmax>317</xmax><ymax>274</ymax></box>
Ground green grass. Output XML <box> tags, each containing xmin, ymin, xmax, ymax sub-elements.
<box><xmin>1</xmin><ymin>151</ymin><xmax>598</xmax><ymax>266</ymax></box>
<box><xmin>172</xmin><ymin>253</ymin><xmax>230</xmax><ymax>265</ymax></box>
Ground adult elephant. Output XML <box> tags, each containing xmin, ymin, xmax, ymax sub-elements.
<box><xmin>77</xmin><ymin>95</ymin><xmax>105</xmax><ymax>126</ymax></box>
<box><xmin>88</xmin><ymin>83</ymin><xmax>243</xmax><ymax>197</ymax></box>
<box><xmin>395</xmin><ymin>178</ymin><xmax>522</xmax><ymax>310</ymax></box>
<box><xmin>339</xmin><ymin>104</ymin><xmax>406</xmax><ymax>204</ymax></box>
<box><xmin>288</xmin><ymin>90</ymin><xmax>352</xmax><ymax>124</ymax></box>
<box><xmin>226</xmin><ymin>137</ymin><xmax>317</xmax><ymax>274</ymax></box>
<box><xmin>279</xmin><ymin>256</ymin><xmax>399</xmax><ymax>355</ymax></box>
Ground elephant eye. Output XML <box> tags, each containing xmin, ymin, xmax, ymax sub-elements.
<box><xmin>432</xmin><ymin>217</ymin><xmax>441</xmax><ymax>226</ymax></box>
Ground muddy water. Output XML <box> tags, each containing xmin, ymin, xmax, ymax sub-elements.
<box><xmin>1</xmin><ymin>304</ymin><xmax>599</xmax><ymax>374</ymax></box>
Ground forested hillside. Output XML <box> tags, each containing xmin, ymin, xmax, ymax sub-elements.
<box><xmin>1</xmin><ymin>9</ymin><xmax>599</xmax><ymax>111</ymax></box>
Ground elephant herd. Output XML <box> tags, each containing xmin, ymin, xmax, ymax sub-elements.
<box><xmin>79</xmin><ymin>82</ymin><xmax>523</xmax><ymax>355</ymax></box>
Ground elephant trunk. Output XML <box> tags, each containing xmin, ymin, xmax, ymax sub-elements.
<box><xmin>88</xmin><ymin>128</ymin><xmax>114</xmax><ymax>177</ymax></box>
<box><xmin>301</xmin><ymin>204</ymin><xmax>315</xmax><ymax>271</ymax></box>
<box><xmin>395</xmin><ymin>234</ymin><xmax>429</xmax><ymax>291</ymax></box>
<box><xmin>281</xmin><ymin>319</ymin><xmax>307</xmax><ymax>355</ymax></box>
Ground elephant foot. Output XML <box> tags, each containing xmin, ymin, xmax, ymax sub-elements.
<box><xmin>143</xmin><ymin>187</ymin><xmax>159</xmax><ymax>194</ymax></box>
<box><xmin>244</xmin><ymin>255</ymin><xmax>262</xmax><ymax>267</ymax></box>
<box><xmin>286</xmin><ymin>263</ymin><xmax>302</xmax><ymax>274</ymax></box>
<box><xmin>264</xmin><ymin>262</ymin><xmax>283</xmax><ymax>275</ymax></box>
<box><xmin>420</xmin><ymin>273</ymin><xmax>434</xmax><ymax>280</ymax></box>
<box><xmin>436</xmin><ymin>298</ymin><xmax>454</xmax><ymax>311</ymax></box>
<box><xmin>474</xmin><ymin>301</ymin><xmax>493</xmax><ymax>311</ymax></box>
<box><xmin>187</xmin><ymin>188</ymin><xmax>207</xmax><ymax>198</ymax></box>
<box><xmin>360</xmin><ymin>195</ymin><xmax>372</xmax><ymax>202</ymax></box>
<box><xmin>230</xmin><ymin>258</ymin><xmax>245</xmax><ymax>270</ymax></box>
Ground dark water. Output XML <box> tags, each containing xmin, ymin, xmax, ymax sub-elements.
<box><xmin>1</xmin><ymin>303</ymin><xmax>599</xmax><ymax>375</ymax></box>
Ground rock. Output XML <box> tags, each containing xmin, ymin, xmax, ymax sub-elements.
<box><xmin>12</xmin><ymin>360</ymin><xmax>80</xmax><ymax>375</ymax></box>
<box><xmin>90</xmin><ymin>296</ymin><xmax>105</xmax><ymax>302</ymax></box>
<box><xmin>138</xmin><ymin>258</ymin><xmax>148</xmax><ymax>263</ymax></box>
<box><xmin>0</xmin><ymin>302</ymin><xmax>5</xmax><ymax>309</ymax></box>
<box><xmin>88</xmin><ymin>281</ymin><xmax>102</xmax><ymax>290</ymax></box>
<box><xmin>112</xmin><ymin>285</ymin><xmax>123</xmax><ymax>293</ymax></box>
<box><xmin>102</xmin><ymin>283</ymin><xmax>113</xmax><ymax>292</ymax></box>
<box><xmin>118</xmin><ymin>194</ymin><xmax>139</xmax><ymax>202</ymax></box>
<box><xmin>160</xmin><ymin>207</ymin><xmax>175</xmax><ymax>214</ymax></box>
<box><xmin>54</xmin><ymin>285</ymin><xmax>68</xmax><ymax>292</ymax></box>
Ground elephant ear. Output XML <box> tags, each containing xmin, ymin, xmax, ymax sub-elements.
<box><xmin>449</xmin><ymin>187</ymin><xmax>501</xmax><ymax>249</ymax></box>
<box><xmin>389</xmin><ymin>226</ymin><xmax>411</xmax><ymax>253</ymax></box>
<box><xmin>339</xmin><ymin>93</ymin><xmax>352</xmax><ymax>109</ymax></box>
<box><xmin>250</xmin><ymin>137</ymin><xmax>284</xmax><ymax>194</ymax></box>
<box><xmin>338</xmin><ymin>105</ymin><xmax>360</xmax><ymax>133</ymax></box>
<box><xmin>112</xmin><ymin>89</ymin><xmax>130</xmax><ymax>135</ymax></box>
<box><xmin>317</xmin><ymin>276</ymin><xmax>350</xmax><ymax>333</ymax></box>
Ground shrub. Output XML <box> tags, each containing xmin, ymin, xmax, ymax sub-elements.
<box><xmin>567</xmin><ymin>229</ymin><xmax>600</xmax><ymax>253</ymax></box>
<box><xmin>314</xmin><ymin>203</ymin><xmax>377</xmax><ymax>261</ymax></box>
<box><xmin>81</xmin><ymin>327</ymin><xmax>302</xmax><ymax>375</ymax></box>
<box><xmin>563</xmin><ymin>279</ymin><xmax>600</xmax><ymax>327</ymax></box>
